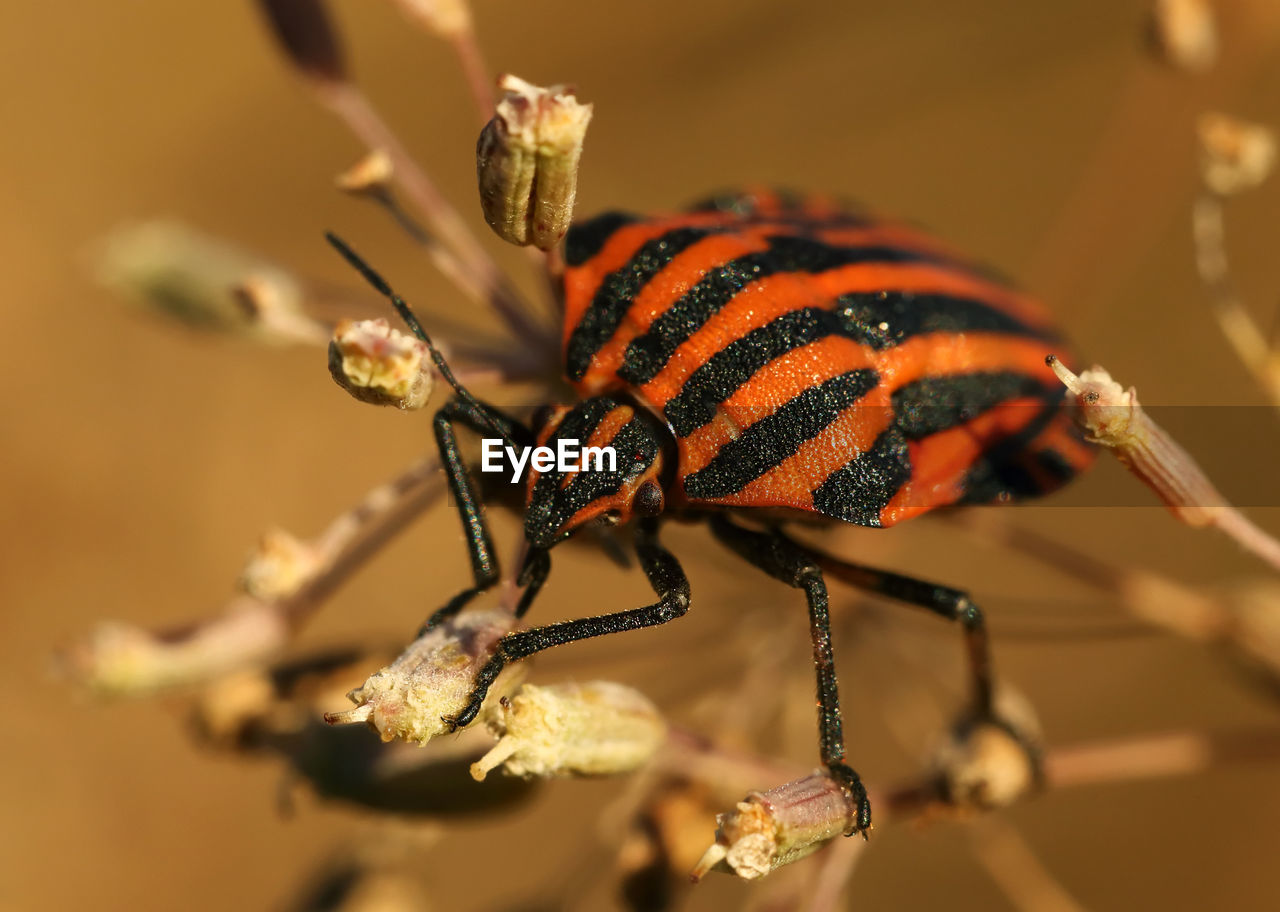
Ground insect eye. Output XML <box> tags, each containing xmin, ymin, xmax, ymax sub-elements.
<box><xmin>633</xmin><ymin>481</ymin><xmax>665</xmax><ymax>517</ymax></box>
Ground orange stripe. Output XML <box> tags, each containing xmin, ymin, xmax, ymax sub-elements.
<box><xmin>678</xmin><ymin>335</ymin><xmax>880</xmax><ymax>475</ymax></box>
<box><xmin>577</xmin><ymin>230</ymin><xmax>788</xmax><ymax>395</ymax></box>
<box><xmin>561</xmin><ymin>211</ymin><xmax>740</xmax><ymax>347</ymax></box>
<box><xmin>878</xmin><ymin>397</ymin><xmax>1049</xmax><ymax>526</ymax></box>
<box><xmin>692</xmin><ymin>403</ymin><xmax>893</xmax><ymax>512</ymax></box>
<box><xmin>678</xmin><ymin>334</ymin><xmax>1063</xmax><ymax>511</ymax></box>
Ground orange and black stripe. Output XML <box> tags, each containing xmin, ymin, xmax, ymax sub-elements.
<box><xmin>561</xmin><ymin>189</ymin><xmax>1095</xmax><ymax>528</ymax></box>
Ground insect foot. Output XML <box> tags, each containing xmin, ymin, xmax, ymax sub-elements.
<box><xmin>691</xmin><ymin>771</ymin><xmax>868</xmax><ymax>882</ymax></box>
<box><xmin>470</xmin><ymin>681</ymin><xmax>667</xmax><ymax>782</ymax></box>
<box><xmin>323</xmin><ymin>608</ymin><xmax>524</xmax><ymax>744</ymax></box>
<box><xmin>931</xmin><ymin>686</ymin><xmax>1044</xmax><ymax>812</ymax></box>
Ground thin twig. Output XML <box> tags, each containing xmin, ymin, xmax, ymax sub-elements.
<box><xmin>968</xmin><ymin>818</ymin><xmax>1090</xmax><ymax>912</ymax></box>
<box><xmin>1191</xmin><ymin>191</ymin><xmax>1280</xmax><ymax>402</ymax></box>
<box><xmin>65</xmin><ymin>456</ymin><xmax>445</xmax><ymax>695</ymax></box>
<box><xmin>320</xmin><ymin>83</ymin><xmax>554</xmax><ymax>348</ymax></box>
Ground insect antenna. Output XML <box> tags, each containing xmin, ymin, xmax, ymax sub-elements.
<box><xmin>325</xmin><ymin>232</ymin><xmax>521</xmax><ymax>450</ymax></box>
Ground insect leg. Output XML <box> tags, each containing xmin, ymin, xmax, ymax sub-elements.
<box><xmin>785</xmin><ymin>534</ymin><xmax>994</xmax><ymax>719</ymax></box>
<box><xmin>445</xmin><ymin>519</ymin><xmax>689</xmax><ymax>729</ymax></box>
<box><xmin>422</xmin><ymin>396</ymin><xmax>532</xmax><ymax>633</ymax></box>
<box><xmin>706</xmin><ymin>514</ymin><xmax>872</xmax><ymax>836</ymax></box>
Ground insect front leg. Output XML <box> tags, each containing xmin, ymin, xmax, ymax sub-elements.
<box><xmin>443</xmin><ymin>519</ymin><xmax>690</xmax><ymax>730</ymax></box>
<box><xmin>423</xmin><ymin>396</ymin><xmax>532</xmax><ymax>633</ymax></box>
<box><xmin>707</xmin><ymin>514</ymin><xmax>872</xmax><ymax>837</ymax></box>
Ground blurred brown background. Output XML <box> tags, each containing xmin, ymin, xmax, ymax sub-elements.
<box><xmin>5</xmin><ymin>1</ymin><xmax>1280</xmax><ymax>909</ymax></box>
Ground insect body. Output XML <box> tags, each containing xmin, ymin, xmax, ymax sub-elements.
<box><xmin>328</xmin><ymin>188</ymin><xmax>1095</xmax><ymax>835</ymax></box>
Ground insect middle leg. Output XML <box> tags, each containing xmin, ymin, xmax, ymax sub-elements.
<box><xmin>707</xmin><ymin>514</ymin><xmax>873</xmax><ymax>836</ymax></box>
<box><xmin>422</xmin><ymin>396</ymin><xmax>531</xmax><ymax>633</ymax></box>
<box><xmin>445</xmin><ymin>518</ymin><xmax>690</xmax><ymax>729</ymax></box>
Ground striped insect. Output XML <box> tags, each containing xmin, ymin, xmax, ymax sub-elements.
<box><xmin>327</xmin><ymin>187</ymin><xmax>1095</xmax><ymax>836</ymax></box>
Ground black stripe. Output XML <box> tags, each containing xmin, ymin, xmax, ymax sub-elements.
<box><xmin>565</xmin><ymin>225</ymin><xmax>725</xmax><ymax>381</ymax></box>
<box><xmin>810</xmin><ymin>427</ymin><xmax>912</xmax><ymax>527</ymax></box>
<box><xmin>956</xmin><ymin>392</ymin><xmax>1069</xmax><ymax>505</ymax></box>
<box><xmin>564</xmin><ymin>212</ymin><xmax>639</xmax><ymax>268</ymax></box>
<box><xmin>682</xmin><ymin>369</ymin><xmax>878</xmax><ymax>500</ymax></box>
<box><xmin>835</xmin><ymin>290</ymin><xmax>1050</xmax><ymax>351</ymax></box>
<box><xmin>665</xmin><ymin>308</ymin><xmax>853</xmax><ymax>437</ymax></box>
<box><xmin>663</xmin><ymin>294</ymin><xmax>1048</xmax><ymax>439</ymax></box>
<box><xmin>618</xmin><ymin>236</ymin><xmax>942</xmax><ymax>386</ymax></box>
<box><xmin>890</xmin><ymin>372</ymin><xmax>1054</xmax><ymax>440</ymax></box>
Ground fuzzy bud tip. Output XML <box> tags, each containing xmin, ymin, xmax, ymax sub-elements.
<box><xmin>328</xmin><ymin>318</ymin><xmax>436</xmax><ymax>410</ymax></box>
<box><xmin>470</xmin><ymin>681</ymin><xmax>666</xmax><ymax>781</ymax></box>
<box><xmin>476</xmin><ymin>74</ymin><xmax>592</xmax><ymax>250</ymax></box>
<box><xmin>1198</xmin><ymin>112</ymin><xmax>1276</xmax><ymax>197</ymax></box>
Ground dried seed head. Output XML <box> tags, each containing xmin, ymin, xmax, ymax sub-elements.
<box><xmin>325</xmin><ymin>609</ymin><xmax>522</xmax><ymax>744</ymax></box>
<box><xmin>95</xmin><ymin>221</ymin><xmax>309</xmax><ymax>341</ymax></box>
<box><xmin>240</xmin><ymin>528</ymin><xmax>322</xmax><ymax>601</ymax></box>
<box><xmin>476</xmin><ymin>74</ymin><xmax>593</xmax><ymax>250</ymax></box>
<box><xmin>387</xmin><ymin>0</ymin><xmax>472</xmax><ymax>38</ymax></box>
<box><xmin>1149</xmin><ymin>0</ymin><xmax>1218</xmax><ymax>73</ymax></box>
<box><xmin>470</xmin><ymin>681</ymin><xmax>667</xmax><ymax>781</ymax></box>
<box><xmin>59</xmin><ymin>600</ymin><xmax>291</xmax><ymax>698</ymax></box>
<box><xmin>232</xmin><ymin>275</ymin><xmax>329</xmax><ymax>345</ymax></box>
<box><xmin>691</xmin><ymin>772</ymin><xmax>861</xmax><ymax>881</ymax></box>
<box><xmin>256</xmin><ymin>0</ymin><xmax>347</xmax><ymax>85</ymax></box>
<box><xmin>1198</xmin><ymin>112</ymin><xmax>1276</xmax><ymax>196</ymax></box>
<box><xmin>1226</xmin><ymin>579</ymin><xmax>1280</xmax><ymax>682</ymax></box>
<box><xmin>336</xmin><ymin>149</ymin><xmax>395</xmax><ymax>197</ymax></box>
<box><xmin>1048</xmin><ymin>356</ymin><xmax>1226</xmax><ymax>525</ymax></box>
<box><xmin>192</xmin><ymin>670</ymin><xmax>278</xmax><ymax>748</ymax></box>
<box><xmin>932</xmin><ymin>690</ymin><xmax>1043</xmax><ymax>812</ymax></box>
<box><xmin>328</xmin><ymin>318</ymin><xmax>436</xmax><ymax>410</ymax></box>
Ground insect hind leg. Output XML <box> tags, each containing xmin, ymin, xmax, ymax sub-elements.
<box><xmin>707</xmin><ymin>514</ymin><xmax>872</xmax><ymax>837</ymax></box>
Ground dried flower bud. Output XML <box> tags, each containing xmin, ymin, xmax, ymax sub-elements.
<box><xmin>1048</xmin><ymin>357</ymin><xmax>1226</xmax><ymax>525</ymax></box>
<box><xmin>232</xmin><ymin>275</ymin><xmax>328</xmax><ymax>345</ymax></box>
<box><xmin>256</xmin><ymin>0</ymin><xmax>347</xmax><ymax>85</ymax></box>
<box><xmin>1198</xmin><ymin>112</ymin><xmax>1276</xmax><ymax>196</ymax></box>
<box><xmin>1226</xmin><ymin>579</ymin><xmax>1280</xmax><ymax>682</ymax></box>
<box><xmin>336</xmin><ymin>149</ymin><xmax>395</xmax><ymax>196</ymax></box>
<box><xmin>1149</xmin><ymin>0</ymin><xmax>1217</xmax><ymax>73</ymax></box>
<box><xmin>329</xmin><ymin>318</ymin><xmax>436</xmax><ymax>410</ymax></box>
<box><xmin>60</xmin><ymin>599</ymin><xmax>291</xmax><ymax>698</ymax></box>
<box><xmin>325</xmin><ymin>609</ymin><xmax>522</xmax><ymax>744</ymax></box>
<box><xmin>691</xmin><ymin>772</ymin><xmax>861</xmax><ymax>881</ymax></box>
<box><xmin>470</xmin><ymin>681</ymin><xmax>667</xmax><ymax>781</ymax></box>
<box><xmin>387</xmin><ymin>0</ymin><xmax>472</xmax><ymax>38</ymax></box>
<box><xmin>931</xmin><ymin>689</ymin><xmax>1042</xmax><ymax>811</ymax></box>
<box><xmin>192</xmin><ymin>670</ymin><xmax>278</xmax><ymax>748</ymax></box>
<box><xmin>240</xmin><ymin>528</ymin><xmax>321</xmax><ymax>601</ymax></box>
<box><xmin>95</xmin><ymin>220</ymin><xmax>311</xmax><ymax>342</ymax></box>
<box><xmin>476</xmin><ymin>74</ymin><xmax>592</xmax><ymax>250</ymax></box>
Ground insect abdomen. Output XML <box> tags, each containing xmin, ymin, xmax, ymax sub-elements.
<box><xmin>562</xmin><ymin>190</ymin><xmax>1095</xmax><ymax>527</ymax></box>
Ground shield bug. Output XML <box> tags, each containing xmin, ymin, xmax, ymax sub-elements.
<box><xmin>327</xmin><ymin>185</ymin><xmax>1095</xmax><ymax>835</ymax></box>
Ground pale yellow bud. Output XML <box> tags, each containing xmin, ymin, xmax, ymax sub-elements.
<box><xmin>470</xmin><ymin>681</ymin><xmax>667</xmax><ymax>781</ymax></box>
<box><xmin>240</xmin><ymin>528</ymin><xmax>321</xmax><ymax>601</ymax></box>
<box><xmin>325</xmin><ymin>609</ymin><xmax>522</xmax><ymax>744</ymax></box>
<box><xmin>1149</xmin><ymin>0</ymin><xmax>1217</xmax><ymax>73</ymax></box>
<box><xmin>335</xmin><ymin>149</ymin><xmax>395</xmax><ymax>196</ymax></box>
<box><xmin>95</xmin><ymin>220</ymin><xmax>313</xmax><ymax>343</ymax></box>
<box><xmin>328</xmin><ymin>318</ymin><xmax>435</xmax><ymax>410</ymax></box>
<box><xmin>931</xmin><ymin>687</ymin><xmax>1042</xmax><ymax>811</ymax></box>
<box><xmin>1198</xmin><ymin>112</ymin><xmax>1276</xmax><ymax>196</ymax></box>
